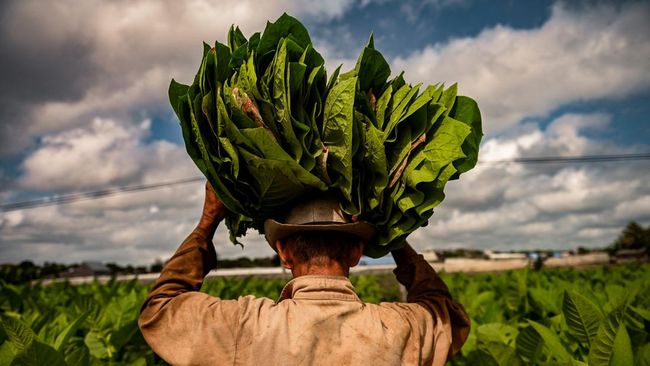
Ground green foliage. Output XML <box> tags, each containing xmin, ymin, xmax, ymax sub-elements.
<box><xmin>0</xmin><ymin>279</ymin><xmax>154</xmax><ymax>365</ymax></box>
<box><xmin>589</xmin><ymin>309</ymin><xmax>634</xmax><ymax>366</ymax></box>
<box><xmin>563</xmin><ymin>290</ymin><xmax>603</xmax><ymax>346</ymax></box>
<box><xmin>171</xmin><ymin>14</ymin><xmax>482</xmax><ymax>257</ymax></box>
<box><xmin>447</xmin><ymin>264</ymin><xmax>650</xmax><ymax>366</ymax></box>
<box><xmin>1</xmin><ymin>265</ymin><xmax>647</xmax><ymax>365</ymax></box>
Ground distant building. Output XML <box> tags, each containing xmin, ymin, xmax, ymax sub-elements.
<box><xmin>63</xmin><ymin>261</ymin><xmax>111</xmax><ymax>278</ymax></box>
<box><xmin>613</xmin><ymin>248</ymin><xmax>648</xmax><ymax>263</ymax></box>
<box><xmin>483</xmin><ymin>250</ymin><xmax>527</xmax><ymax>260</ymax></box>
<box><xmin>544</xmin><ymin>252</ymin><xmax>610</xmax><ymax>268</ymax></box>
<box><xmin>422</xmin><ymin>250</ymin><xmax>440</xmax><ymax>262</ymax></box>
<box><xmin>527</xmin><ymin>252</ymin><xmax>540</xmax><ymax>261</ymax></box>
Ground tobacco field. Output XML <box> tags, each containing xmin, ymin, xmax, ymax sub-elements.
<box><xmin>0</xmin><ymin>265</ymin><xmax>648</xmax><ymax>365</ymax></box>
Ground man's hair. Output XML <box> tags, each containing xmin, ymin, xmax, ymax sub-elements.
<box><xmin>282</xmin><ymin>231</ymin><xmax>363</xmax><ymax>266</ymax></box>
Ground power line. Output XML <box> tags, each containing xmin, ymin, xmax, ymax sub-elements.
<box><xmin>1</xmin><ymin>153</ymin><xmax>648</xmax><ymax>212</ymax></box>
<box><xmin>0</xmin><ymin>177</ymin><xmax>204</xmax><ymax>212</ymax></box>
<box><xmin>479</xmin><ymin>152</ymin><xmax>650</xmax><ymax>165</ymax></box>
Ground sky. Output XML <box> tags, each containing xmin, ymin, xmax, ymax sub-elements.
<box><xmin>0</xmin><ymin>0</ymin><xmax>649</xmax><ymax>265</ymax></box>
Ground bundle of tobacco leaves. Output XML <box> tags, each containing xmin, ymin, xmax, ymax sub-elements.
<box><xmin>170</xmin><ymin>13</ymin><xmax>482</xmax><ymax>257</ymax></box>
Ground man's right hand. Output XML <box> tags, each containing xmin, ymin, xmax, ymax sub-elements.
<box><xmin>197</xmin><ymin>181</ymin><xmax>229</xmax><ymax>235</ymax></box>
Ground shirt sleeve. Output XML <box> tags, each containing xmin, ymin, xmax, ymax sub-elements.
<box><xmin>392</xmin><ymin>243</ymin><xmax>471</xmax><ymax>359</ymax></box>
<box><xmin>138</xmin><ymin>227</ymin><xmax>240</xmax><ymax>365</ymax></box>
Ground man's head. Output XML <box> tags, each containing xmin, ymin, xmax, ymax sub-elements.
<box><xmin>275</xmin><ymin>231</ymin><xmax>364</xmax><ymax>277</ymax></box>
<box><xmin>264</xmin><ymin>195</ymin><xmax>375</xmax><ymax>277</ymax></box>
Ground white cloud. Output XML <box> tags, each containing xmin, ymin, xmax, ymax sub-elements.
<box><xmin>19</xmin><ymin>117</ymin><xmax>193</xmax><ymax>190</ymax></box>
<box><xmin>314</xmin><ymin>39</ymin><xmax>360</xmax><ymax>75</ymax></box>
<box><xmin>1</xmin><ymin>176</ymin><xmax>275</xmax><ymax>265</ymax></box>
<box><xmin>613</xmin><ymin>195</ymin><xmax>650</xmax><ymax>220</ymax></box>
<box><xmin>2</xmin><ymin>0</ymin><xmax>356</xmax><ymax>145</ymax></box>
<box><xmin>411</xmin><ymin>112</ymin><xmax>650</xmax><ymax>252</ymax></box>
<box><xmin>392</xmin><ymin>2</ymin><xmax>650</xmax><ymax>132</ymax></box>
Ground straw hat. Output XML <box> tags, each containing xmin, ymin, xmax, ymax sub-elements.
<box><xmin>264</xmin><ymin>196</ymin><xmax>376</xmax><ymax>251</ymax></box>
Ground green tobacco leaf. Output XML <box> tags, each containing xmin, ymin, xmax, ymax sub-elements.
<box><xmin>375</xmin><ymin>84</ymin><xmax>392</xmax><ymax>129</ymax></box>
<box><xmin>354</xmin><ymin>34</ymin><xmax>391</xmax><ymax>93</ymax></box>
<box><xmin>228</xmin><ymin>25</ymin><xmax>247</xmax><ymax>50</ymax></box>
<box><xmin>237</xmin><ymin>54</ymin><xmax>261</xmax><ymax>101</ymax></box>
<box><xmin>84</xmin><ymin>331</ymin><xmax>109</xmax><ymax>359</ymax></box>
<box><xmin>100</xmin><ymin>290</ymin><xmax>138</xmax><ymax>325</ymax></box>
<box><xmin>398</xmin><ymin>84</ymin><xmax>439</xmax><ymax>127</ymax></box>
<box><xmin>110</xmin><ymin>322</ymin><xmax>138</xmax><ymax>350</ymax></box>
<box><xmin>168</xmin><ymin>79</ymin><xmax>189</xmax><ymax>119</ymax></box>
<box><xmin>562</xmin><ymin>290</ymin><xmax>604</xmax><ymax>346</ymax></box>
<box><xmin>11</xmin><ymin>341</ymin><xmax>66</xmax><ymax>366</ymax></box>
<box><xmin>630</xmin><ymin>305</ymin><xmax>650</xmax><ymax>321</ymax></box>
<box><xmin>53</xmin><ymin>311</ymin><xmax>89</xmax><ymax>351</ymax></box>
<box><xmin>467</xmin><ymin>350</ymin><xmax>498</xmax><ymax>366</ymax></box>
<box><xmin>326</xmin><ymin>65</ymin><xmax>341</xmax><ymax>97</ymax></box>
<box><xmin>322</xmin><ymin>76</ymin><xmax>357</xmax><ymax>203</ymax></box>
<box><xmin>394</xmin><ymin>116</ymin><xmax>470</xmax><ymax>227</ymax></box>
<box><xmin>603</xmin><ymin>285</ymin><xmax>629</xmax><ymax>313</ymax></box>
<box><xmin>257</xmin><ymin>13</ymin><xmax>311</xmax><ymax>59</ymax></box>
<box><xmin>238</xmin><ymin>149</ymin><xmax>324</xmax><ymax>216</ymax></box>
<box><xmin>288</xmin><ymin>61</ymin><xmax>307</xmax><ymax>99</ymax></box>
<box><xmin>479</xmin><ymin>342</ymin><xmax>522</xmax><ymax>366</ymax></box>
<box><xmin>637</xmin><ymin>343</ymin><xmax>650</xmax><ymax>366</ymax></box>
<box><xmin>449</xmin><ymin>95</ymin><xmax>482</xmax><ymax>177</ymax></box>
<box><xmin>213</xmin><ymin>41</ymin><xmax>233</xmax><ymax>84</ymax></box>
<box><xmin>439</xmin><ymin>82</ymin><xmax>457</xmax><ymax>115</ymax></box>
<box><xmin>192</xmin><ymin>92</ymin><xmax>246</xmax><ymax>215</ymax></box>
<box><xmin>64</xmin><ymin>346</ymin><xmax>90</xmax><ymax>366</ymax></box>
<box><xmin>529</xmin><ymin>287</ymin><xmax>560</xmax><ymax>316</ymax></box>
<box><xmin>383</xmin><ymin>83</ymin><xmax>421</xmax><ymax>142</ymax></box>
<box><xmin>240</xmin><ymin>128</ymin><xmax>325</xmax><ymax>194</ymax></box>
<box><xmin>477</xmin><ymin>323</ymin><xmax>518</xmax><ymax>346</ymax></box>
<box><xmin>589</xmin><ymin>310</ymin><xmax>634</xmax><ymax>366</ymax></box>
<box><xmin>526</xmin><ymin>320</ymin><xmax>573</xmax><ymax>364</ymax></box>
<box><xmin>0</xmin><ymin>342</ymin><xmax>15</xmax><ymax>365</ymax></box>
<box><xmin>361</xmin><ymin>119</ymin><xmax>388</xmax><ymax>211</ymax></box>
<box><xmin>0</xmin><ymin>317</ymin><xmax>35</xmax><ymax>353</ymax></box>
<box><xmin>516</xmin><ymin>323</ymin><xmax>544</xmax><ymax>363</ymax></box>
<box><xmin>467</xmin><ymin>291</ymin><xmax>495</xmax><ymax>318</ymax></box>
<box><xmin>272</xmin><ymin>39</ymin><xmax>303</xmax><ymax>161</ymax></box>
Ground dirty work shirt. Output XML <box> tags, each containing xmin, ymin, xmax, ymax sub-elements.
<box><xmin>139</xmin><ymin>228</ymin><xmax>470</xmax><ymax>365</ymax></box>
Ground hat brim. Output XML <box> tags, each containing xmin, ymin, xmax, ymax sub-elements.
<box><xmin>264</xmin><ymin>219</ymin><xmax>376</xmax><ymax>251</ymax></box>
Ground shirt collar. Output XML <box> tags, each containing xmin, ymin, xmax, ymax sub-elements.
<box><xmin>278</xmin><ymin>275</ymin><xmax>361</xmax><ymax>303</ymax></box>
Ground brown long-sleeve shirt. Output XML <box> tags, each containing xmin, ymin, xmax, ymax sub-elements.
<box><xmin>138</xmin><ymin>227</ymin><xmax>470</xmax><ymax>365</ymax></box>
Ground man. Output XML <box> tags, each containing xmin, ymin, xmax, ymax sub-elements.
<box><xmin>139</xmin><ymin>183</ymin><xmax>470</xmax><ymax>365</ymax></box>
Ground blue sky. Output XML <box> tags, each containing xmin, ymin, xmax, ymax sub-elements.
<box><xmin>307</xmin><ymin>0</ymin><xmax>553</xmax><ymax>56</ymax></box>
<box><xmin>0</xmin><ymin>0</ymin><xmax>648</xmax><ymax>265</ymax></box>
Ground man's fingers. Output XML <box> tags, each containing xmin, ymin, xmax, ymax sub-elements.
<box><xmin>205</xmin><ymin>180</ymin><xmax>215</xmax><ymax>192</ymax></box>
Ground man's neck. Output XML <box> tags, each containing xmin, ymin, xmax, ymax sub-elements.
<box><xmin>291</xmin><ymin>261</ymin><xmax>349</xmax><ymax>277</ymax></box>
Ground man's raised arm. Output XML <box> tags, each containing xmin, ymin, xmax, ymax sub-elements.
<box><xmin>140</xmin><ymin>182</ymin><xmax>224</xmax><ymax>310</ymax></box>
<box><xmin>138</xmin><ymin>182</ymin><xmax>239</xmax><ymax>364</ymax></box>
<box><xmin>391</xmin><ymin>243</ymin><xmax>471</xmax><ymax>359</ymax></box>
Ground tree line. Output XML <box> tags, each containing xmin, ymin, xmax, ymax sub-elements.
<box><xmin>1</xmin><ymin>221</ymin><xmax>647</xmax><ymax>284</ymax></box>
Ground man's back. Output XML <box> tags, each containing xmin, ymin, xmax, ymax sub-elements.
<box><xmin>139</xmin><ymin>229</ymin><xmax>470</xmax><ymax>366</ymax></box>
<box><xmin>234</xmin><ymin>276</ymin><xmax>440</xmax><ymax>365</ymax></box>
